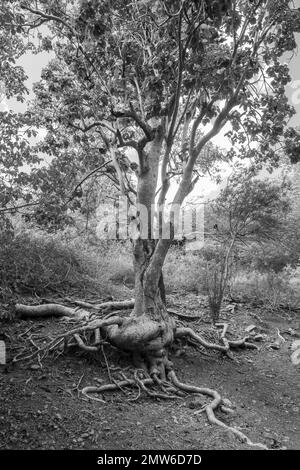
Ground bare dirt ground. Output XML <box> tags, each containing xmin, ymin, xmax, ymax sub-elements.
<box><xmin>0</xmin><ymin>292</ymin><xmax>299</xmax><ymax>450</ymax></box>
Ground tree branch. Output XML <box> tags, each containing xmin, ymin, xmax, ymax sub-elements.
<box><xmin>65</xmin><ymin>160</ymin><xmax>113</xmax><ymax>204</ymax></box>
<box><xmin>112</xmin><ymin>104</ymin><xmax>153</xmax><ymax>141</ymax></box>
<box><xmin>166</xmin><ymin>10</ymin><xmax>184</xmax><ymax>146</ymax></box>
<box><xmin>20</xmin><ymin>4</ymin><xmax>76</xmax><ymax>36</ymax></box>
<box><xmin>69</xmin><ymin>121</ymin><xmax>117</xmax><ymax>135</ymax></box>
<box><xmin>0</xmin><ymin>201</ymin><xmax>40</xmax><ymax>214</ymax></box>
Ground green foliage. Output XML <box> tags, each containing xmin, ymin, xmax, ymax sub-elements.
<box><xmin>284</xmin><ymin>128</ymin><xmax>300</xmax><ymax>164</ymax></box>
<box><xmin>237</xmin><ymin>239</ymin><xmax>300</xmax><ymax>273</ymax></box>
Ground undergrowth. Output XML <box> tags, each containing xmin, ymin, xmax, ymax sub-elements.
<box><xmin>1</xmin><ymin>221</ymin><xmax>300</xmax><ymax>313</ymax></box>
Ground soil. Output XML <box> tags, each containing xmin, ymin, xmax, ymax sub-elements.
<box><xmin>0</xmin><ymin>292</ymin><xmax>299</xmax><ymax>450</ymax></box>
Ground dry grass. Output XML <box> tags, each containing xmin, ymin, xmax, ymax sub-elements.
<box><xmin>0</xmin><ymin>226</ymin><xmax>133</xmax><ymax>301</ymax></box>
<box><xmin>230</xmin><ymin>266</ymin><xmax>300</xmax><ymax>310</ymax></box>
<box><xmin>1</xmin><ymin>220</ymin><xmax>300</xmax><ymax>314</ymax></box>
<box><xmin>163</xmin><ymin>248</ymin><xmax>206</xmax><ymax>294</ymax></box>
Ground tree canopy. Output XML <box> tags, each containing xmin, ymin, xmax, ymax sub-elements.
<box><xmin>1</xmin><ymin>0</ymin><xmax>300</xmax><ymax>227</ymax></box>
<box><xmin>1</xmin><ymin>0</ymin><xmax>300</xmax><ymax>283</ymax></box>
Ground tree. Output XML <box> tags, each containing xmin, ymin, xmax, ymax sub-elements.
<box><xmin>0</xmin><ymin>1</ymin><xmax>40</xmax><ymax>225</ymax></box>
<box><xmin>4</xmin><ymin>0</ymin><xmax>300</xmax><ymax>446</ymax></box>
<box><xmin>204</xmin><ymin>170</ymin><xmax>291</xmax><ymax>322</ymax></box>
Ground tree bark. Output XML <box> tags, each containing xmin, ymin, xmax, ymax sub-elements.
<box><xmin>15</xmin><ymin>304</ymin><xmax>75</xmax><ymax>318</ymax></box>
<box><xmin>105</xmin><ymin>122</ymin><xmax>176</xmax><ymax>360</ymax></box>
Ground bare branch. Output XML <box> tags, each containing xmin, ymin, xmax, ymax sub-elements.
<box><xmin>166</xmin><ymin>10</ymin><xmax>184</xmax><ymax>146</ymax></box>
<box><xmin>0</xmin><ymin>201</ymin><xmax>40</xmax><ymax>214</ymax></box>
<box><xmin>69</xmin><ymin>121</ymin><xmax>117</xmax><ymax>135</ymax></box>
<box><xmin>116</xmin><ymin>129</ymin><xmax>138</xmax><ymax>151</ymax></box>
<box><xmin>20</xmin><ymin>4</ymin><xmax>76</xmax><ymax>36</ymax></box>
<box><xmin>112</xmin><ymin>104</ymin><xmax>153</xmax><ymax>141</ymax></box>
<box><xmin>66</xmin><ymin>160</ymin><xmax>113</xmax><ymax>204</ymax></box>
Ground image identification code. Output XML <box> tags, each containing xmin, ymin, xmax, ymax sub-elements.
<box><xmin>97</xmin><ymin>454</ymin><xmax>202</xmax><ymax>466</ymax></box>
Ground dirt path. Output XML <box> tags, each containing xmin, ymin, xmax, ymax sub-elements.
<box><xmin>0</xmin><ymin>294</ymin><xmax>299</xmax><ymax>450</ymax></box>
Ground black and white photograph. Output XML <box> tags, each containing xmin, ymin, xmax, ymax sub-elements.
<box><xmin>0</xmin><ymin>0</ymin><xmax>299</xmax><ymax>458</ymax></box>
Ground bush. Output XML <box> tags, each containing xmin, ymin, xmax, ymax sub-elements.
<box><xmin>236</xmin><ymin>242</ymin><xmax>300</xmax><ymax>273</ymax></box>
<box><xmin>204</xmin><ymin>258</ymin><xmax>229</xmax><ymax>323</ymax></box>
<box><xmin>0</xmin><ymin>224</ymin><xmax>133</xmax><ymax>300</ymax></box>
<box><xmin>2</xmin><ymin>219</ymin><xmax>299</xmax><ymax>313</ymax></box>
<box><xmin>230</xmin><ymin>266</ymin><xmax>300</xmax><ymax>309</ymax></box>
<box><xmin>0</xmin><ymin>230</ymin><xmax>82</xmax><ymax>296</ymax></box>
<box><xmin>163</xmin><ymin>248</ymin><xmax>206</xmax><ymax>294</ymax></box>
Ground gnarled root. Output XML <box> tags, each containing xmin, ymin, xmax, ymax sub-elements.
<box><xmin>81</xmin><ymin>377</ymin><xmax>153</xmax><ymax>402</ymax></box>
<box><xmin>80</xmin><ymin>358</ymin><xmax>267</xmax><ymax>449</ymax></box>
<box><xmin>15</xmin><ymin>299</ymin><xmax>135</xmax><ymax>319</ymax></box>
<box><xmin>15</xmin><ymin>303</ymin><xmax>76</xmax><ymax>318</ymax></box>
<box><xmin>104</xmin><ymin>313</ymin><xmax>176</xmax><ymax>356</ymax></box>
<box><xmin>168</xmin><ymin>371</ymin><xmax>268</xmax><ymax>450</ymax></box>
<box><xmin>12</xmin><ymin>316</ymin><xmax>123</xmax><ymax>363</ymax></box>
<box><xmin>12</xmin><ymin>301</ymin><xmax>266</xmax><ymax>449</ymax></box>
<box><xmin>175</xmin><ymin>325</ymin><xmax>259</xmax><ymax>354</ymax></box>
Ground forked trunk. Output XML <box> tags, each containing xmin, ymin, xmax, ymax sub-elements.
<box><xmin>132</xmin><ymin>239</ymin><xmax>166</xmax><ymax>317</ymax></box>
<box><xmin>105</xmin><ymin>239</ymin><xmax>175</xmax><ymax>362</ymax></box>
<box><xmin>106</xmin><ymin>124</ymin><xmax>175</xmax><ymax>363</ymax></box>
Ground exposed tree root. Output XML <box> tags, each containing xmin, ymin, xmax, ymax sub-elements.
<box><xmin>80</xmin><ymin>365</ymin><xmax>267</xmax><ymax>449</ymax></box>
<box><xmin>12</xmin><ymin>299</ymin><xmax>266</xmax><ymax>448</ymax></box>
<box><xmin>16</xmin><ymin>299</ymin><xmax>201</xmax><ymax>320</ymax></box>
<box><xmin>12</xmin><ymin>316</ymin><xmax>123</xmax><ymax>363</ymax></box>
<box><xmin>15</xmin><ymin>299</ymin><xmax>135</xmax><ymax>319</ymax></box>
<box><xmin>13</xmin><ymin>304</ymin><xmax>258</xmax><ymax>366</ymax></box>
<box><xmin>74</xmin><ymin>334</ymin><xmax>99</xmax><ymax>352</ymax></box>
<box><xmin>81</xmin><ymin>377</ymin><xmax>153</xmax><ymax>402</ymax></box>
<box><xmin>95</xmin><ymin>299</ymin><xmax>135</xmax><ymax>313</ymax></box>
<box><xmin>168</xmin><ymin>371</ymin><xmax>268</xmax><ymax>450</ymax></box>
<box><xmin>134</xmin><ymin>371</ymin><xmax>179</xmax><ymax>400</ymax></box>
<box><xmin>175</xmin><ymin>326</ymin><xmax>259</xmax><ymax>354</ymax></box>
<box><xmin>15</xmin><ymin>303</ymin><xmax>75</xmax><ymax>318</ymax></box>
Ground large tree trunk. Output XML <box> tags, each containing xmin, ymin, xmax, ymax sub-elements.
<box><xmin>103</xmin><ymin>122</ymin><xmax>176</xmax><ymax>365</ymax></box>
<box><xmin>105</xmin><ymin>238</ymin><xmax>175</xmax><ymax>373</ymax></box>
<box><xmin>105</xmin><ymin>122</ymin><xmax>180</xmax><ymax>374</ymax></box>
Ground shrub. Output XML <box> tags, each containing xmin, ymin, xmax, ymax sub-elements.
<box><xmin>163</xmin><ymin>248</ymin><xmax>206</xmax><ymax>294</ymax></box>
<box><xmin>0</xmin><ymin>225</ymin><xmax>133</xmax><ymax>299</ymax></box>
<box><xmin>204</xmin><ymin>258</ymin><xmax>228</xmax><ymax>323</ymax></box>
<box><xmin>230</xmin><ymin>266</ymin><xmax>300</xmax><ymax>310</ymax></box>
